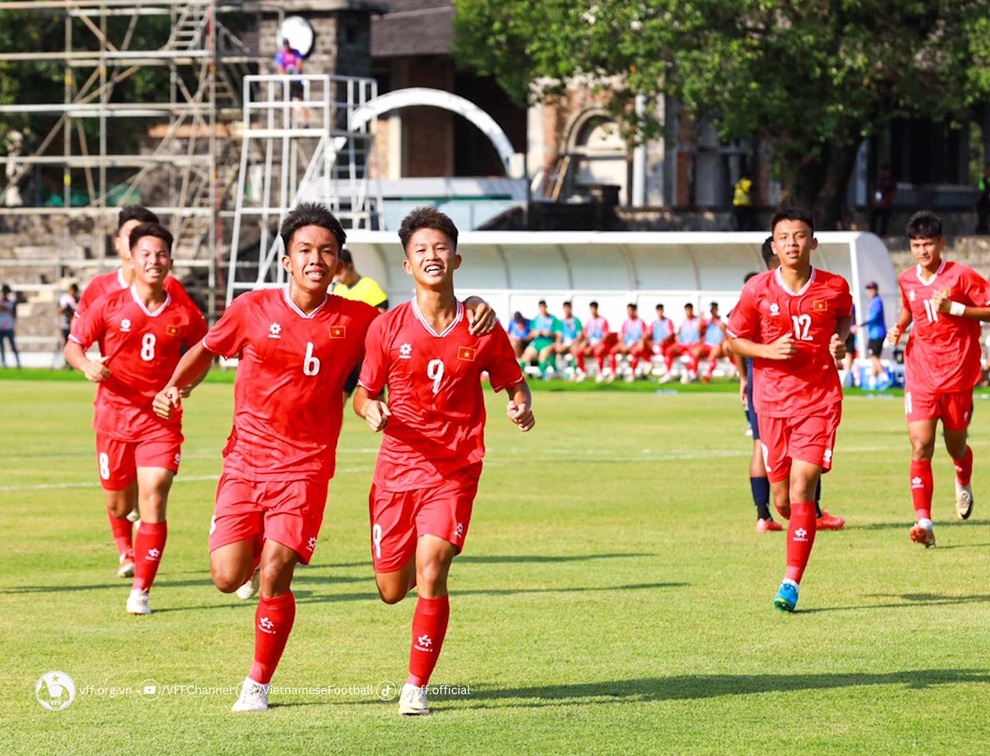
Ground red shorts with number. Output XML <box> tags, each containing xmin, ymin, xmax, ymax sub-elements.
<box><xmin>904</xmin><ymin>389</ymin><xmax>973</xmax><ymax>431</ymax></box>
<box><xmin>369</xmin><ymin>462</ymin><xmax>482</xmax><ymax>574</ymax></box>
<box><xmin>759</xmin><ymin>407</ymin><xmax>841</xmax><ymax>484</ymax></box>
<box><xmin>95</xmin><ymin>429</ymin><xmax>182</xmax><ymax>491</ymax></box>
<box><xmin>209</xmin><ymin>473</ymin><xmax>328</xmax><ymax>565</ymax></box>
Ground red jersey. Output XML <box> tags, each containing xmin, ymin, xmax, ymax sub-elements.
<box><xmin>584</xmin><ymin>316</ymin><xmax>609</xmax><ymax>345</ymax></box>
<box><xmin>76</xmin><ymin>268</ymin><xmax>194</xmax><ymax>320</ymax></box>
<box><xmin>69</xmin><ymin>286</ymin><xmax>208</xmax><ymax>439</ymax></box>
<box><xmin>899</xmin><ymin>260</ymin><xmax>990</xmax><ymax>393</ymax></box>
<box><xmin>727</xmin><ymin>267</ymin><xmax>852</xmax><ymax>418</ymax></box>
<box><xmin>203</xmin><ymin>288</ymin><xmax>377</xmax><ymax>482</ymax></box>
<box><xmin>358</xmin><ymin>300</ymin><xmax>525</xmax><ymax>492</ymax></box>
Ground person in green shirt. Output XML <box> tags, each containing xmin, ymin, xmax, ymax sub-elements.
<box><xmin>521</xmin><ymin>299</ymin><xmax>561</xmax><ymax>378</ymax></box>
<box><xmin>539</xmin><ymin>300</ymin><xmax>583</xmax><ymax>379</ymax></box>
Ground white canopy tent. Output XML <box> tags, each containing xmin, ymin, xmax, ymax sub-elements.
<box><xmin>343</xmin><ymin>231</ymin><xmax>898</xmax><ymax>356</ymax></box>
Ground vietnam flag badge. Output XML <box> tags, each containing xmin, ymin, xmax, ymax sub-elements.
<box><xmin>457</xmin><ymin>345</ymin><xmax>476</xmax><ymax>361</ymax></box>
<box><xmin>166</xmin><ymin>324</ymin><xmax>179</xmax><ymax>336</ymax></box>
<box><xmin>813</xmin><ymin>300</ymin><xmax>827</xmax><ymax>311</ymax></box>
<box><xmin>329</xmin><ymin>325</ymin><xmax>346</xmax><ymax>339</ymax></box>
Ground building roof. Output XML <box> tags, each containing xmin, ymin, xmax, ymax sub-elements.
<box><xmin>371</xmin><ymin>0</ymin><xmax>454</xmax><ymax>58</ymax></box>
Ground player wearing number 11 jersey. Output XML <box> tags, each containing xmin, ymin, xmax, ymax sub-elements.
<box><xmin>66</xmin><ymin>222</ymin><xmax>208</xmax><ymax>616</ymax></box>
<box><xmin>727</xmin><ymin>208</ymin><xmax>852</xmax><ymax>613</ymax></box>
<box><xmin>888</xmin><ymin>211</ymin><xmax>990</xmax><ymax>548</ymax></box>
<box><xmin>354</xmin><ymin>207</ymin><xmax>535</xmax><ymax>716</ymax></box>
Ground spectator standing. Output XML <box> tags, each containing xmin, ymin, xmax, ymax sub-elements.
<box><xmin>0</xmin><ymin>283</ymin><xmax>20</xmax><ymax>368</ymax></box>
<box><xmin>869</xmin><ymin>166</ymin><xmax>896</xmax><ymax>237</ymax></box>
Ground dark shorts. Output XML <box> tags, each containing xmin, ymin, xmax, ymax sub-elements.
<box><xmin>867</xmin><ymin>338</ymin><xmax>884</xmax><ymax>358</ymax></box>
<box><xmin>289</xmin><ymin>80</ymin><xmax>304</xmax><ymax>99</ymax></box>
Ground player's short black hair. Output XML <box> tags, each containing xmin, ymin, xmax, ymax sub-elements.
<box><xmin>538</xmin><ymin>299</ymin><xmax>547</xmax><ymax>306</ymax></box>
<box><xmin>627</xmin><ymin>302</ymin><xmax>637</xmax><ymax>310</ymax></box>
<box><xmin>906</xmin><ymin>210</ymin><xmax>943</xmax><ymax>239</ymax></box>
<box><xmin>760</xmin><ymin>236</ymin><xmax>775</xmax><ymax>267</ymax></box>
<box><xmin>117</xmin><ymin>205</ymin><xmax>159</xmax><ymax>232</ymax></box>
<box><xmin>398</xmin><ymin>206</ymin><xmax>459</xmax><ymax>251</ymax></box>
<box><xmin>563</xmin><ymin>300</ymin><xmax>572</xmax><ymax>307</ymax></box>
<box><xmin>129</xmin><ymin>222</ymin><xmax>173</xmax><ymax>254</ymax></box>
<box><xmin>338</xmin><ymin>248</ymin><xmax>354</xmax><ymax>266</ymax></box>
<box><xmin>684</xmin><ymin>302</ymin><xmax>694</xmax><ymax>309</ymax></box>
<box><xmin>589</xmin><ymin>300</ymin><xmax>599</xmax><ymax>308</ymax></box>
<box><xmin>770</xmin><ymin>207</ymin><xmax>815</xmax><ymax>235</ymax></box>
<box><xmin>280</xmin><ymin>202</ymin><xmax>346</xmax><ymax>252</ymax></box>
<box><xmin>656</xmin><ymin>303</ymin><xmax>664</xmax><ymax>310</ymax></box>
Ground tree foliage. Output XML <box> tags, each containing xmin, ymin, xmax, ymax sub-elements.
<box><xmin>453</xmin><ymin>0</ymin><xmax>990</xmax><ymax>225</ymax></box>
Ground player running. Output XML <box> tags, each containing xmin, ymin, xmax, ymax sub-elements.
<box><xmin>727</xmin><ymin>208</ymin><xmax>851</xmax><ymax>612</ymax></box>
<box><xmin>76</xmin><ymin>205</ymin><xmax>199</xmax><ymax>578</ymax></box>
<box><xmin>887</xmin><ymin>210</ymin><xmax>990</xmax><ymax>548</ymax></box>
<box><xmin>353</xmin><ymin>207</ymin><xmax>535</xmax><ymax>716</ymax></box>
<box><xmin>153</xmin><ymin>203</ymin><xmax>496</xmax><ymax>713</ymax></box>
<box><xmin>65</xmin><ymin>222</ymin><xmax>208</xmax><ymax>615</ymax></box>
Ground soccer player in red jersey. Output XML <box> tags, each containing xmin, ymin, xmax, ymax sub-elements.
<box><xmin>727</xmin><ymin>208</ymin><xmax>852</xmax><ymax>612</ymax></box>
<box><xmin>153</xmin><ymin>203</ymin><xmax>498</xmax><ymax>713</ymax></box>
<box><xmin>65</xmin><ymin>222</ymin><xmax>208</xmax><ymax>616</ymax></box>
<box><xmin>608</xmin><ymin>302</ymin><xmax>651</xmax><ymax>382</ymax></box>
<box><xmin>887</xmin><ymin>211</ymin><xmax>990</xmax><ymax>547</ymax></box>
<box><xmin>76</xmin><ymin>205</ymin><xmax>200</xmax><ymax>576</ymax></box>
<box><xmin>353</xmin><ymin>207</ymin><xmax>535</xmax><ymax>716</ymax></box>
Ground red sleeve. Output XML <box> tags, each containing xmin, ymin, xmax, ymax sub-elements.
<box><xmin>357</xmin><ymin>315</ymin><xmax>388</xmax><ymax>395</ymax></box>
<box><xmin>483</xmin><ymin>325</ymin><xmax>525</xmax><ymax>393</ymax></box>
<box><xmin>69</xmin><ymin>297</ymin><xmax>106</xmax><ymax>349</ymax></box>
<box><xmin>185</xmin><ymin>306</ymin><xmax>209</xmax><ymax>349</ymax></box>
<box><xmin>601</xmin><ymin>318</ymin><xmax>610</xmax><ymax>334</ymax></box>
<box><xmin>202</xmin><ymin>296</ymin><xmax>248</xmax><ymax>358</ymax></box>
<box><xmin>961</xmin><ymin>267</ymin><xmax>990</xmax><ymax>307</ymax></box>
<box><xmin>900</xmin><ymin>275</ymin><xmax>911</xmax><ymax>311</ymax></box>
<box><xmin>727</xmin><ymin>285</ymin><xmax>759</xmax><ymax>340</ymax></box>
<box><xmin>836</xmin><ymin>278</ymin><xmax>853</xmax><ymax>318</ymax></box>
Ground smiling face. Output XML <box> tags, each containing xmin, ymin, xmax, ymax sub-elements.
<box><xmin>129</xmin><ymin>234</ymin><xmax>171</xmax><ymax>288</ymax></box>
<box><xmin>771</xmin><ymin>219</ymin><xmax>817</xmax><ymax>270</ymax></box>
<box><xmin>909</xmin><ymin>235</ymin><xmax>945</xmax><ymax>272</ymax></box>
<box><xmin>402</xmin><ymin>227</ymin><xmax>460</xmax><ymax>289</ymax></box>
<box><xmin>281</xmin><ymin>224</ymin><xmax>341</xmax><ymax>297</ymax></box>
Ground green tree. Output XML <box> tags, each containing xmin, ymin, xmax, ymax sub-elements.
<box><xmin>454</xmin><ymin>0</ymin><xmax>990</xmax><ymax>227</ymax></box>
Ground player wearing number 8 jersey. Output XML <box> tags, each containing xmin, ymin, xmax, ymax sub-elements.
<box><xmin>66</xmin><ymin>222</ymin><xmax>208</xmax><ymax>616</ymax></box>
<box><xmin>727</xmin><ymin>208</ymin><xmax>852</xmax><ymax>613</ymax></box>
<box><xmin>888</xmin><ymin>211</ymin><xmax>990</xmax><ymax>548</ymax></box>
<box><xmin>354</xmin><ymin>207</ymin><xmax>535</xmax><ymax>716</ymax></box>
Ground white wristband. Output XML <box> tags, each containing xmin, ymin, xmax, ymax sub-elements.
<box><xmin>949</xmin><ymin>301</ymin><xmax>966</xmax><ymax>317</ymax></box>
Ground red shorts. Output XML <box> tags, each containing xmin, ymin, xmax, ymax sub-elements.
<box><xmin>759</xmin><ymin>408</ymin><xmax>841</xmax><ymax>484</ymax></box>
<box><xmin>95</xmin><ymin>430</ymin><xmax>182</xmax><ymax>491</ymax></box>
<box><xmin>904</xmin><ymin>389</ymin><xmax>973</xmax><ymax>430</ymax></box>
<box><xmin>209</xmin><ymin>473</ymin><xmax>329</xmax><ymax>565</ymax></box>
<box><xmin>369</xmin><ymin>462</ymin><xmax>482</xmax><ymax>573</ymax></box>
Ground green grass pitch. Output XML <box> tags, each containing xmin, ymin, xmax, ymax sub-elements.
<box><xmin>3</xmin><ymin>373</ymin><xmax>990</xmax><ymax>754</ymax></box>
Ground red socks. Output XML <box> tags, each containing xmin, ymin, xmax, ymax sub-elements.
<box><xmin>910</xmin><ymin>459</ymin><xmax>934</xmax><ymax>521</ymax></box>
<box><xmin>954</xmin><ymin>446</ymin><xmax>973</xmax><ymax>487</ymax></box>
<box><xmin>108</xmin><ymin>508</ymin><xmax>133</xmax><ymax>557</ymax></box>
<box><xmin>132</xmin><ymin>520</ymin><xmax>167</xmax><ymax>592</ymax></box>
<box><xmin>407</xmin><ymin>595</ymin><xmax>450</xmax><ymax>688</ymax></box>
<box><xmin>249</xmin><ymin>592</ymin><xmax>296</xmax><ymax>686</ymax></box>
<box><xmin>784</xmin><ymin>502</ymin><xmax>817</xmax><ymax>585</ymax></box>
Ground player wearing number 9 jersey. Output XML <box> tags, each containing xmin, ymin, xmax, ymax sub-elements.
<box><xmin>888</xmin><ymin>210</ymin><xmax>990</xmax><ymax>549</ymax></box>
<box><xmin>353</xmin><ymin>207</ymin><xmax>535</xmax><ymax>716</ymax></box>
<box><xmin>727</xmin><ymin>208</ymin><xmax>852</xmax><ymax>613</ymax></box>
<box><xmin>66</xmin><ymin>222</ymin><xmax>208</xmax><ymax>617</ymax></box>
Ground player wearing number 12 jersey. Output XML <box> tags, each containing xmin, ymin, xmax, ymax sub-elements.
<box><xmin>727</xmin><ymin>208</ymin><xmax>852</xmax><ymax>613</ymax></box>
<box><xmin>888</xmin><ymin>211</ymin><xmax>990</xmax><ymax>548</ymax></box>
<box><xmin>354</xmin><ymin>207</ymin><xmax>535</xmax><ymax>716</ymax></box>
<box><xmin>66</xmin><ymin>223</ymin><xmax>208</xmax><ymax>616</ymax></box>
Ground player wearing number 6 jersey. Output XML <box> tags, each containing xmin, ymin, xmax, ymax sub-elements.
<box><xmin>353</xmin><ymin>207</ymin><xmax>535</xmax><ymax>716</ymax></box>
<box><xmin>153</xmin><ymin>203</ymin><xmax>498</xmax><ymax>713</ymax></box>
<box><xmin>888</xmin><ymin>211</ymin><xmax>990</xmax><ymax>548</ymax></box>
<box><xmin>65</xmin><ymin>222</ymin><xmax>208</xmax><ymax>616</ymax></box>
<box><xmin>727</xmin><ymin>208</ymin><xmax>852</xmax><ymax>613</ymax></box>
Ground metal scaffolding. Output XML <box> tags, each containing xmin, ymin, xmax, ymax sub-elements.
<box><xmin>226</xmin><ymin>72</ymin><xmax>380</xmax><ymax>304</ymax></box>
<box><xmin>0</xmin><ymin>0</ymin><xmax>257</xmax><ymax>315</ymax></box>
